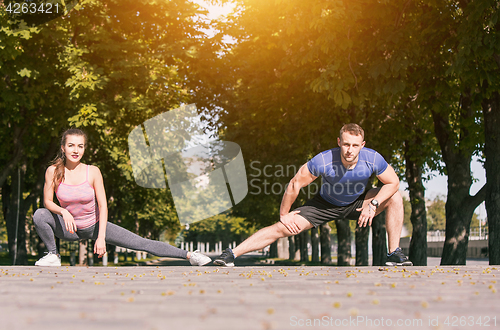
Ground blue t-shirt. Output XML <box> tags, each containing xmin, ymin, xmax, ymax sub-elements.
<box><xmin>307</xmin><ymin>148</ymin><xmax>388</xmax><ymax>206</ymax></box>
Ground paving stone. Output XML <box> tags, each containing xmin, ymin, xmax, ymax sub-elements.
<box><xmin>0</xmin><ymin>261</ymin><xmax>498</xmax><ymax>330</ymax></box>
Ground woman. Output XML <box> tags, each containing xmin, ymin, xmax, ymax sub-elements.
<box><xmin>33</xmin><ymin>128</ymin><xmax>211</xmax><ymax>267</ymax></box>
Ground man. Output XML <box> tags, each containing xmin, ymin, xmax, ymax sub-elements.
<box><xmin>214</xmin><ymin>123</ymin><xmax>412</xmax><ymax>267</ymax></box>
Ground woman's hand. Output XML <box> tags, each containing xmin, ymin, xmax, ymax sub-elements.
<box><xmin>61</xmin><ymin>209</ymin><xmax>77</xmax><ymax>234</ymax></box>
<box><xmin>94</xmin><ymin>237</ymin><xmax>106</xmax><ymax>258</ymax></box>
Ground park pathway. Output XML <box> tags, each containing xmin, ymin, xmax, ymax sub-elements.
<box><xmin>0</xmin><ymin>257</ymin><xmax>498</xmax><ymax>330</ymax></box>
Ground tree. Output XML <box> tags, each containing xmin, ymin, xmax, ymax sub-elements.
<box><xmin>355</xmin><ymin>225</ymin><xmax>369</xmax><ymax>266</ymax></box>
<box><xmin>447</xmin><ymin>0</ymin><xmax>500</xmax><ymax>265</ymax></box>
<box><xmin>0</xmin><ymin>0</ymin><xmax>221</xmax><ymax>263</ymax></box>
<box><xmin>0</xmin><ymin>7</ymin><xmax>76</xmax><ymax>263</ymax></box>
<box><xmin>371</xmin><ymin>212</ymin><xmax>387</xmax><ymax>266</ymax></box>
<box><xmin>320</xmin><ymin>223</ymin><xmax>331</xmax><ymax>264</ymax></box>
<box><xmin>483</xmin><ymin>90</ymin><xmax>500</xmax><ymax>265</ymax></box>
<box><xmin>208</xmin><ymin>0</ymin><xmax>414</xmax><ymax>266</ymax></box>
<box><xmin>310</xmin><ymin>227</ymin><xmax>320</xmax><ymax>263</ymax></box>
<box><xmin>63</xmin><ymin>0</ymin><xmax>225</xmax><ymax>246</ymax></box>
<box><xmin>194</xmin><ymin>0</ymin><xmax>494</xmax><ymax>266</ymax></box>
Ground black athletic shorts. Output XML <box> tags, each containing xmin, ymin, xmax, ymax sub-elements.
<box><xmin>294</xmin><ymin>192</ymin><xmax>368</xmax><ymax>228</ymax></box>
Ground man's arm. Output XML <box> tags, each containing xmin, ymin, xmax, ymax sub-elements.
<box><xmin>373</xmin><ymin>164</ymin><xmax>400</xmax><ymax>204</ymax></box>
<box><xmin>279</xmin><ymin>164</ymin><xmax>317</xmax><ymax>234</ymax></box>
<box><xmin>355</xmin><ymin>164</ymin><xmax>400</xmax><ymax>227</ymax></box>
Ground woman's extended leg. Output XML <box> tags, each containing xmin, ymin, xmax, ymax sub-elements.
<box><xmin>33</xmin><ymin>208</ymin><xmax>80</xmax><ymax>254</ymax></box>
<box><xmin>96</xmin><ymin>222</ymin><xmax>189</xmax><ymax>259</ymax></box>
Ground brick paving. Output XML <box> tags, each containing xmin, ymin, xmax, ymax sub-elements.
<box><xmin>0</xmin><ymin>257</ymin><xmax>498</xmax><ymax>330</ymax></box>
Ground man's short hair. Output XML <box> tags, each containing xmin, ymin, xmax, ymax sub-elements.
<box><xmin>339</xmin><ymin>123</ymin><xmax>364</xmax><ymax>140</ymax></box>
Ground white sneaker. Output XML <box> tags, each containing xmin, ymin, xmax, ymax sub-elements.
<box><xmin>189</xmin><ymin>250</ymin><xmax>211</xmax><ymax>266</ymax></box>
<box><xmin>35</xmin><ymin>252</ymin><xmax>61</xmax><ymax>266</ymax></box>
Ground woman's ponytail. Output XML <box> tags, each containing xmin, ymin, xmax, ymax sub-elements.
<box><xmin>52</xmin><ymin>150</ymin><xmax>66</xmax><ymax>189</ymax></box>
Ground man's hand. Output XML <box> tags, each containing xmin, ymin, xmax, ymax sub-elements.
<box><xmin>279</xmin><ymin>210</ymin><xmax>302</xmax><ymax>234</ymax></box>
<box><xmin>356</xmin><ymin>204</ymin><xmax>376</xmax><ymax>227</ymax></box>
<box><xmin>94</xmin><ymin>237</ymin><xmax>107</xmax><ymax>258</ymax></box>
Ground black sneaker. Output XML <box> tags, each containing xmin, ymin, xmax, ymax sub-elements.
<box><xmin>213</xmin><ymin>248</ymin><xmax>235</xmax><ymax>267</ymax></box>
<box><xmin>386</xmin><ymin>247</ymin><xmax>413</xmax><ymax>266</ymax></box>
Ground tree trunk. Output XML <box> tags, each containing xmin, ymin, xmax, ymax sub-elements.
<box><xmin>288</xmin><ymin>236</ymin><xmax>296</xmax><ymax>260</ymax></box>
<box><xmin>3</xmin><ymin>167</ymin><xmax>28</xmax><ymax>265</ymax></box>
<box><xmin>311</xmin><ymin>227</ymin><xmax>319</xmax><ymax>263</ymax></box>
<box><xmin>431</xmin><ymin>106</ymin><xmax>486</xmax><ymax>265</ymax></box>
<box><xmin>441</xmin><ymin>179</ymin><xmax>478</xmax><ymax>265</ymax></box>
<box><xmin>335</xmin><ymin>219</ymin><xmax>351</xmax><ymax>266</ymax></box>
<box><xmin>299</xmin><ymin>230</ymin><xmax>309</xmax><ymax>262</ymax></box>
<box><xmin>294</xmin><ymin>233</ymin><xmax>301</xmax><ymax>261</ymax></box>
<box><xmin>269</xmin><ymin>240</ymin><xmax>278</xmax><ymax>258</ymax></box>
<box><xmin>26</xmin><ymin>198</ymin><xmax>39</xmax><ymax>256</ymax></box>
<box><xmin>371</xmin><ymin>212</ymin><xmax>387</xmax><ymax>266</ymax></box>
<box><xmin>404</xmin><ymin>138</ymin><xmax>428</xmax><ymax>266</ymax></box>
<box><xmin>87</xmin><ymin>240</ymin><xmax>94</xmax><ymax>266</ymax></box>
<box><xmin>355</xmin><ymin>225</ymin><xmax>369</xmax><ymax>266</ymax></box>
<box><xmin>107</xmin><ymin>243</ymin><xmax>115</xmax><ymax>264</ymax></box>
<box><xmin>9</xmin><ymin>140</ymin><xmax>58</xmax><ymax>262</ymax></box>
<box><xmin>320</xmin><ymin>223</ymin><xmax>331</xmax><ymax>264</ymax></box>
<box><xmin>482</xmin><ymin>91</ymin><xmax>500</xmax><ymax>265</ymax></box>
<box><xmin>79</xmin><ymin>240</ymin><xmax>87</xmax><ymax>265</ymax></box>
<box><xmin>0</xmin><ymin>125</ymin><xmax>26</xmax><ymax>189</ymax></box>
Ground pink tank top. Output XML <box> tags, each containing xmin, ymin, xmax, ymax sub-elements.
<box><xmin>56</xmin><ymin>165</ymin><xmax>99</xmax><ymax>230</ymax></box>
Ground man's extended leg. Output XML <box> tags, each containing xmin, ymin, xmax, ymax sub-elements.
<box><xmin>233</xmin><ymin>216</ymin><xmax>313</xmax><ymax>257</ymax></box>
<box><xmin>214</xmin><ymin>214</ymin><xmax>314</xmax><ymax>266</ymax></box>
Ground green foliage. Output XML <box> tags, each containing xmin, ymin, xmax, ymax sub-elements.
<box><xmin>60</xmin><ymin>0</ymin><xmax>216</xmax><ymax>237</ymax></box>
<box><xmin>183</xmin><ymin>213</ymin><xmax>256</xmax><ymax>245</ymax></box>
<box><xmin>427</xmin><ymin>196</ymin><xmax>447</xmax><ymax>231</ymax></box>
<box><xmin>200</xmin><ymin>0</ymin><xmax>451</xmax><ymax>230</ymax></box>
<box><xmin>1</xmin><ymin>0</ymin><xmax>497</xmax><ymax>258</ymax></box>
<box><xmin>427</xmin><ymin>195</ymin><xmax>482</xmax><ymax>233</ymax></box>
<box><xmin>0</xmin><ymin>0</ymin><xmax>221</xmax><ymax>250</ymax></box>
<box><xmin>0</xmin><ymin>6</ymin><xmax>74</xmax><ymax>160</ymax></box>
<box><xmin>470</xmin><ymin>212</ymin><xmax>481</xmax><ymax>231</ymax></box>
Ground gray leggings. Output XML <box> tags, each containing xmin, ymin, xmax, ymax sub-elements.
<box><xmin>33</xmin><ymin>208</ymin><xmax>188</xmax><ymax>259</ymax></box>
